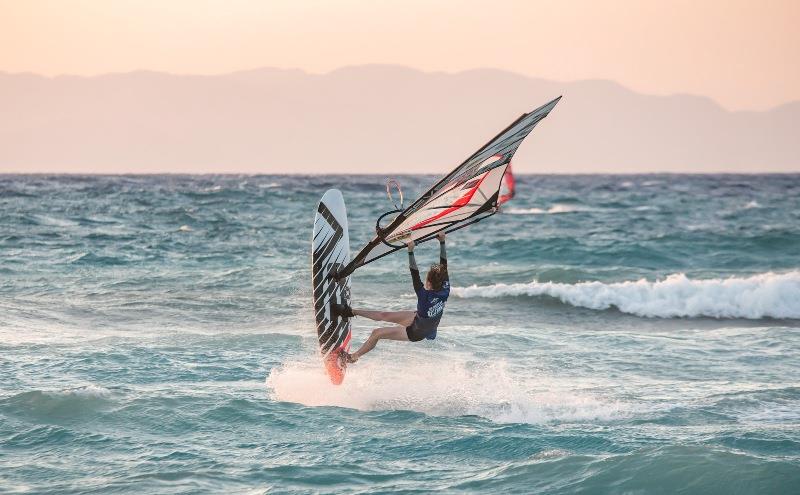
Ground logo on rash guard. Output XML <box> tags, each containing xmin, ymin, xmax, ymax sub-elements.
<box><xmin>427</xmin><ymin>299</ymin><xmax>445</xmax><ymax>318</ymax></box>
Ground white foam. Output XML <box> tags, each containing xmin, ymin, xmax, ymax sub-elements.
<box><xmin>734</xmin><ymin>400</ymin><xmax>800</xmax><ymax>423</ymax></box>
<box><xmin>452</xmin><ymin>271</ymin><xmax>800</xmax><ymax>319</ymax></box>
<box><xmin>505</xmin><ymin>204</ymin><xmax>596</xmax><ymax>215</ymax></box>
<box><xmin>744</xmin><ymin>200</ymin><xmax>762</xmax><ymax>209</ymax></box>
<box><xmin>34</xmin><ymin>215</ymin><xmax>78</xmax><ymax>227</ymax></box>
<box><xmin>0</xmin><ymin>319</ymin><xmax>306</xmax><ymax>345</ymax></box>
<box><xmin>54</xmin><ymin>384</ymin><xmax>112</xmax><ymax>399</ymax></box>
<box><xmin>266</xmin><ymin>354</ymin><xmax>627</xmax><ymax>424</ymax></box>
<box><xmin>532</xmin><ymin>449</ymin><xmax>571</xmax><ymax>460</ymax></box>
<box><xmin>505</xmin><ymin>207</ymin><xmax>547</xmax><ymax>215</ymax></box>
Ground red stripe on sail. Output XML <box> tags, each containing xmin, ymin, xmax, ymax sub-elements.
<box><xmin>409</xmin><ymin>171</ymin><xmax>490</xmax><ymax>231</ymax></box>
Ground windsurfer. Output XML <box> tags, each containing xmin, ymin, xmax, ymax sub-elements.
<box><xmin>332</xmin><ymin>232</ymin><xmax>450</xmax><ymax>363</ymax></box>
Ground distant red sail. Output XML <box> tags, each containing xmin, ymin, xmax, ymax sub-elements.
<box><xmin>498</xmin><ymin>164</ymin><xmax>516</xmax><ymax>205</ymax></box>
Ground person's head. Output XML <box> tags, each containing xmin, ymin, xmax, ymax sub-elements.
<box><xmin>425</xmin><ymin>263</ymin><xmax>448</xmax><ymax>290</ymax></box>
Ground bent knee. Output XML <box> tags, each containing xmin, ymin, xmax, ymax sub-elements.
<box><xmin>371</xmin><ymin>327</ymin><xmax>395</xmax><ymax>339</ymax></box>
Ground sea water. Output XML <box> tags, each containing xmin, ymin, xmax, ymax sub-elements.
<box><xmin>1</xmin><ymin>174</ymin><xmax>799</xmax><ymax>494</ymax></box>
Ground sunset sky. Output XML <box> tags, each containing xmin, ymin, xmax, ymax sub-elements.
<box><xmin>1</xmin><ymin>0</ymin><xmax>798</xmax><ymax>111</ymax></box>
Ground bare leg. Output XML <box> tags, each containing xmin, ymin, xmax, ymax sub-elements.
<box><xmin>350</xmin><ymin>326</ymin><xmax>409</xmax><ymax>362</ymax></box>
<box><xmin>352</xmin><ymin>309</ymin><xmax>415</xmax><ymax>327</ymax></box>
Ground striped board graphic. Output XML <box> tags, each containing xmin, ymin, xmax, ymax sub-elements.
<box><xmin>311</xmin><ymin>189</ymin><xmax>352</xmax><ymax>384</ymax></box>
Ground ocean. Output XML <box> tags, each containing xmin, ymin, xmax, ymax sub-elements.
<box><xmin>1</xmin><ymin>174</ymin><xmax>799</xmax><ymax>494</ymax></box>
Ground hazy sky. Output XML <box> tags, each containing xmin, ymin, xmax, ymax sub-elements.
<box><xmin>1</xmin><ymin>0</ymin><xmax>798</xmax><ymax>111</ymax></box>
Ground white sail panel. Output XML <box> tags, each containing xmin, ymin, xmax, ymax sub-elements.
<box><xmin>339</xmin><ymin>96</ymin><xmax>561</xmax><ymax>277</ymax></box>
<box><xmin>359</xmin><ymin>164</ymin><xmax>508</xmax><ymax>265</ymax></box>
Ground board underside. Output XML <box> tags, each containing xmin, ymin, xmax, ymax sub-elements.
<box><xmin>311</xmin><ymin>189</ymin><xmax>352</xmax><ymax>385</ymax></box>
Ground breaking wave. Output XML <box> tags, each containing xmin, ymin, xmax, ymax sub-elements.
<box><xmin>452</xmin><ymin>271</ymin><xmax>800</xmax><ymax>319</ymax></box>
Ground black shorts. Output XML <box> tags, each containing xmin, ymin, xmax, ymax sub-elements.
<box><xmin>405</xmin><ymin>316</ymin><xmax>438</xmax><ymax>342</ymax></box>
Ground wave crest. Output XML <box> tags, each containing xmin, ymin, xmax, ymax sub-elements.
<box><xmin>1</xmin><ymin>386</ymin><xmax>112</xmax><ymax>420</ymax></box>
<box><xmin>452</xmin><ymin>271</ymin><xmax>800</xmax><ymax>319</ymax></box>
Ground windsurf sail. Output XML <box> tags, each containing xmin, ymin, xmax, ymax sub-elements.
<box><xmin>338</xmin><ymin>96</ymin><xmax>561</xmax><ymax>279</ymax></box>
<box><xmin>498</xmin><ymin>165</ymin><xmax>516</xmax><ymax>205</ymax></box>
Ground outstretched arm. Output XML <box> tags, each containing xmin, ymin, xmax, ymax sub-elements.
<box><xmin>407</xmin><ymin>239</ymin><xmax>423</xmax><ymax>294</ymax></box>
<box><xmin>437</xmin><ymin>232</ymin><xmax>447</xmax><ymax>267</ymax></box>
<box><xmin>437</xmin><ymin>232</ymin><xmax>449</xmax><ymax>284</ymax></box>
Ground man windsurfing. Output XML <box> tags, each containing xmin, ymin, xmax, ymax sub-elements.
<box><xmin>333</xmin><ymin>232</ymin><xmax>449</xmax><ymax>363</ymax></box>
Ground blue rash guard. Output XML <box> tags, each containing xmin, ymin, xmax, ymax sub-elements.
<box><xmin>407</xmin><ymin>240</ymin><xmax>449</xmax><ymax>341</ymax></box>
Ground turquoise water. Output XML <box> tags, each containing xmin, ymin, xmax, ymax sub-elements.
<box><xmin>1</xmin><ymin>174</ymin><xmax>799</xmax><ymax>494</ymax></box>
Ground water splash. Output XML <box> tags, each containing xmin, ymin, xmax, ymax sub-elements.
<box><xmin>267</xmin><ymin>354</ymin><xmax>628</xmax><ymax>424</ymax></box>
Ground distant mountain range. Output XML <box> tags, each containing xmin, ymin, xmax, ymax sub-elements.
<box><xmin>0</xmin><ymin>65</ymin><xmax>797</xmax><ymax>173</ymax></box>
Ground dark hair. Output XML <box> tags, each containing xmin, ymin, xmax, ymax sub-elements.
<box><xmin>426</xmin><ymin>263</ymin><xmax>448</xmax><ymax>290</ymax></box>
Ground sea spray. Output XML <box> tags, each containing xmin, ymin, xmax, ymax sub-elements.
<box><xmin>267</xmin><ymin>354</ymin><xmax>629</xmax><ymax>424</ymax></box>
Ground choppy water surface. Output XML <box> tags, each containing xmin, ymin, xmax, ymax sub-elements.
<box><xmin>1</xmin><ymin>174</ymin><xmax>799</xmax><ymax>494</ymax></box>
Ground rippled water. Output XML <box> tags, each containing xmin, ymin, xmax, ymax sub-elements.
<box><xmin>1</xmin><ymin>174</ymin><xmax>799</xmax><ymax>493</ymax></box>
